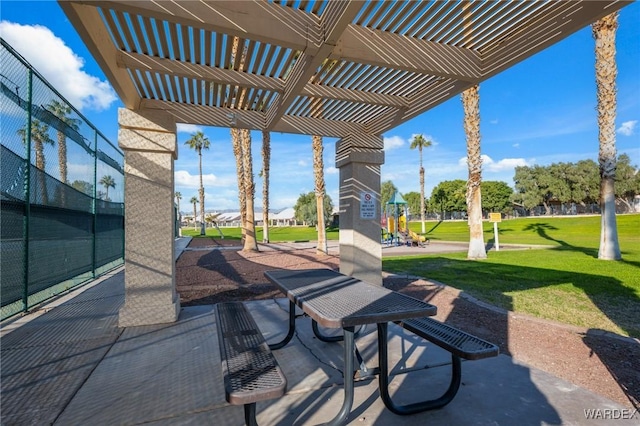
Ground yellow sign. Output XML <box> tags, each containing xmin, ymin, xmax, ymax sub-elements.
<box><xmin>489</xmin><ymin>213</ymin><xmax>502</xmax><ymax>223</ymax></box>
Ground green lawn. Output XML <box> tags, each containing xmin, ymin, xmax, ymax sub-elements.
<box><xmin>391</xmin><ymin>214</ymin><xmax>640</xmax><ymax>338</ymax></box>
<box><xmin>181</xmin><ymin>214</ymin><xmax>640</xmax><ymax>338</ymax></box>
<box><xmin>181</xmin><ymin>225</ymin><xmax>339</xmax><ymax>241</ymax></box>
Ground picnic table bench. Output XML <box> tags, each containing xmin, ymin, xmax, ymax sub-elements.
<box><xmin>215</xmin><ymin>302</ymin><xmax>287</xmax><ymax>426</ymax></box>
<box><xmin>379</xmin><ymin>316</ymin><xmax>499</xmax><ymax>414</ymax></box>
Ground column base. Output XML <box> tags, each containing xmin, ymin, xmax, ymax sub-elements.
<box><xmin>118</xmin><ymin>297</ymin><xmax>181</xmax><ymax>327</ymax></box>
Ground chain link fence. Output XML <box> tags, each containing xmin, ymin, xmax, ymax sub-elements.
<box><xmin>1</xmin><ymin>39</ymin><xmax>124</xmax><ymax>320</ymax></box>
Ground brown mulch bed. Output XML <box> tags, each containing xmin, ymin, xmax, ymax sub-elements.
<box><xmin>176</xmin><ymin>237</ymin><xmax>639</xmax><ymax>409</ymax></box>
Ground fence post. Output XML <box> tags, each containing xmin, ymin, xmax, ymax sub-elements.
<box><xmin>92</xmin><ymin>130</ymin><xmax>98</xmax><ymax>278</ymax></box>
<box><xmin>22</xmin><ymin>69</ymin><xmax>33</xmax><ymax>313</ymax></box>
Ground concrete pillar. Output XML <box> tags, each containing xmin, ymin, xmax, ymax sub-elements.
<box><xmin>117</xmin><ymin>108</ymin><xmax>180</xmax><ymax>327</ymax></box>
<box><xmin>335</xmin><ymin>134</ymin><xmax>384</xmax><ymax>286</ymax></box>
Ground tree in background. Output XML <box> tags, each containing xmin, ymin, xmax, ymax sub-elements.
<box><xmin>46</xmin><ymin>100</ymin><xmax>80</xmax><ymax>184</ymax></box>
<box><xmin>380</xmin><ymin>180</ymin><xmax>398</xmax><ymax>217</ymax></box>
<box><xmin>175</xmin><ymin>191</ymin><xmax>182</xmax><ymax>227</ymax></box>
<box><xmin>190</xmin><ymin>196</ymin><xmax>198</xmax><ymax>231</ymax></box>
<box><xmin>99</xmin><ymin>175</ymin><xmax>115</xmax><ymax>201</ymax></box>
<box><xmin>429</xmin><ymin>180</ymin><xmax>467</xmax><ymax>217</ymax></box>
<box><xmin>71</xmin><ymin>180</ymin><xmax>93</xmax><ymax>195</ymax></box>
<box><xmin>461</xmin><ymin>84</ymin><xmax>486</xmax><ymax>259</ymax></box>
<box><xmin>18</xmin><ymin>118</ymin><xmax>54</xmax><ymax>204</ymax></box>
<box><xmin>409</xmin><ymin>134</ymin><xmax>432</xmax><ymax>233</ymax></box>
<box><xmin>513</xmin><ymin>165</ymin><xmax>554</xmax><ymax>214</ymax></box>
<box><xmin>312</xmin><ymin>134</ymin><xmax>328</xmax><ymax>255</ymax></box>
<box><xmin>593</xmin><ymin>11</ymin><xmax>621</xmax><ymax>260</ymax></box>
<box><xmin>403</xmin><ymin>191</ymin><xmax>423</xmax><ymax>220</ymax></box>
<box><xmin>261</xmin><ymin>131</ymin><xmax>271</xmax><ymax>243</ymax></box>
<box><xmin>184</xmin><ymin>131</ymin><xmax>210</xmax><ymax>236</ymax></box>
<box><xmin>481</xmin><ymin>181</ymin><xmax>513</xmax><ymax>215</ymax></box>
<box><xmin>241</xmin><ymin>128</ymin><xmax>258</xmax><ymax>251</ymax></box>
<box><xmin>175</xmin><ymin>191</ymin><xmax>182</xmax><ymax>214</ymax></box>
<box><xmin>294</xmin><ymin>192</ymin><xmax>334</xmax><ymax>227</ymax></box>
<box><xmin>615</xmin><ymin>154</ymin><xmax>640</xmax><ymax>211</ymax></box>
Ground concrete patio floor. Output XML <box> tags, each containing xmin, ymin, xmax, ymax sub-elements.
<box><xmin>1</xmin><ymin>239</ymin><xmax>635</xmax><ymax>425</ymax></box>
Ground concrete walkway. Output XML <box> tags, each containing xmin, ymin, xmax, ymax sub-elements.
<box><xmin>1</xmin><ymin>238</ymin><xmax>634</xmax><ymax>425</ymax></box>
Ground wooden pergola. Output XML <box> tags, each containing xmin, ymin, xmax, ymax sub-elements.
<box><xmin>58</xmin><ymin>0</ymin><xmax>629</xmax><ymax>326</ymax></box>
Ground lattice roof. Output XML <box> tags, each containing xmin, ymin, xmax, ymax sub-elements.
<box><xmin>60</xmin><ymin>0</ymin><xmax>630</xmax><ymax>138</ymax></box>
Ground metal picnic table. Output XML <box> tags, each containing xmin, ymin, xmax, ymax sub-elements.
<box><xmin>264</xmin><ymin>268</ymin><xmax>437</xmax><ymax>426</ymax></box>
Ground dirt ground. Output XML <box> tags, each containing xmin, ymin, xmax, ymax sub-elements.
<box><xmin>176</xmin><ymin>237</ymin><xmax>639</xmax><ymax>410</ymax></box>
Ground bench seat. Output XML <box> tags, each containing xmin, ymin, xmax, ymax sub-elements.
<box><xmin>397</xmin><ymin>316</ymin><xmax>498</xmax><ymax>360</ymax></box>
<box><xmin>216</xmin><ymin>302</ymin><xmax>287</xmax><ymax>426</ymax></box>
<box><xmin>378</xmin><ymin>317</ymin><xmax>498</xmax><ymax>415</ymax></box>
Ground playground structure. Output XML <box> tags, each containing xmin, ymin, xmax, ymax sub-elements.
<box><xmin>384</xmin><ymin>191</ymin><xmax>409</xmax><ymax>246</ymax></box>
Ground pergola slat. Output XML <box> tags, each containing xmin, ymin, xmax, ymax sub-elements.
<box><xmin>61</xmin><ymin>0</ymin><xmax>630</xmax><ymax>135</ymax></box>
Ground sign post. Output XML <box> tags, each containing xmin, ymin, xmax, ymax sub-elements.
<box><xmin>489</xmin><ymin>213</ymin><xmax>502</xmax><ymax>251</ymax></box>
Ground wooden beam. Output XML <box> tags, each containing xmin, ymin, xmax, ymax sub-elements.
<box><xmin>117</xmin><ymin>51</ymin><xmax>284</xmax><ymax>92</ymax></box>
<box><xmin>73</xmin><ymin>0</ymin><xmax>321</xmax><ymax>52</ymax></box>
<box><xmin>141</xmin><ymin>99</ymin><xmax>363</xmax><ymax>138</ymax></box>
<box><xmin>118</xmin><ymin>50</ymin><xmax>409</xmax><ymax>108</ymax></box>
<box><xmin>265</xmin><ymin>0</ymin><xmax>362</xmax><ymax>130</ymax></box>
<box><xmin>480</xmin><ymin>0</ymin><xmax>631</xmax><ymax>79</ymax></box>
<box><xmin>331</xmin><ymin>25</ymin><xmax>482</xmax><ymax>82</ymax></box>
<box><xmin>59</xmin><ymin>1</ymin><xmax>141</xmax><ymax>108</ymax></box>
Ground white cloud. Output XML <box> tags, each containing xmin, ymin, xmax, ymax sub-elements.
<box><xmin>383</xmin><ymin>135</ymin><xmax>404</xmax><ymax>151</ymax></box>
<box><xmin>0</xmin><ymin>21</ymin><xmax>117</xmax><ymax>111</ymax></box>
<box><xmin>177</xmin><ymin>123</ymin><xmax>203</xmax><ymax>134</ymax></box>
<box><xmin>617</xmin><ymin>120</ymin><xmax>638</xmax><ymax>136</ymax></box>
<box><xmin>490</xmin><ymin>119</ymin><xmax>499</xmax><ymax>125</ymax></box>
<box><xmin>513</xmin><ymin>143</ymin><xmax>520</xmax><ymax>148</ymax></box>
<box><xmin>326</xmin><ymin>166</ymin><xmax>339</xmax><ymax>175</ymax></box>
<box><xmin>175</xmin><ymin>170</ymin><xmax>233</xmax><ymax>188</ymax></box>
<box><xmin>297</xmin><ymin>160</ymin><xmax>307</xmax><ymax>167</ymax></box>
<box><xmin>458</xmin><ymin>155</ymin><xmax>529</xmax><ymax>172</ymax></box>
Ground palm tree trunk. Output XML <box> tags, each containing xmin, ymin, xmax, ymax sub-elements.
<box><xmin>593</xmin><ymin>12</ymin><xmax>621</xmax><ymax>260</ymax></box>
<box><xmin>462</xmin><ymin>85</ymin><xmax>486</xmax><ymax>259</ymax></box>
<box><xmin>34</xmin><ymin>140</ymin><xmax>48</xmax><ymax>205</ymax></box>
<box><xmin>57</xmin><ymin>133</ymin><xmax>67</xmax><ymax>183</ymax></box>
<box><xmin>262</xmin><ymin>130</ymin><xmax>270</xmax><ymax>243</ymax></box>
<box><xmin>193</xmin><ymin>203</ymin><xmax>197</xmax><ymax>231</ymax></box>
<box><xmin>419</xmin><ymin>164</ymin><xmax>425</xmax><ymax>233</ymax></box>
<box><xmin>57</xmin><ymin>132</ymin><xmax>67</xmax><ymax>206</ymax></box>
<box><xmin>241</xmin><ymin>129</ymin><xmax>258</xmax><ymax>251</ymax></box>
<box><xmin>199</xmin><ymin>150</ymin><xmax>205</xmax><ymax>235</ymax></box>
<box><xmin>312</xmin><ymin>134</ymin><xmax>327</xmax><ymax>254</ymax></box>
<box><xmin>231</xmin><ymin>128</ymin><xmax>246</xmax><ymax>240</ymax></box>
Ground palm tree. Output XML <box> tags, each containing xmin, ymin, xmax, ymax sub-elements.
<box><xmin>593</xmin><ymin>12</ymin><xmax>621</xmax><ymax>261</ymax></box>
<box><xmin>410</xmin><ymin>134</ymin><xmax>432</xmax><ymax>234</ymax></box>
<box><xmin>175</xmin><ymin>191</ymin><xmax>182</xmax><ymax>230</ymax></box>
<box><xmin>241</xmin><ymin>128</ymin><xmax>258</xmax><ymax>251</ymax></box>
<box><xmin>190</xmin><ymin>196</ymin><xmax>198</xmax><ymax>231</ymax></box>
<box><xmin>175</xmin><ymin>191</ymin><xmax>182</xmax><ymax>213</ymax></box>
<box><xmin>462</xmin><ymin>85</ymin><xmax>487</xmax><ymax>259</ymax></box>
<box><xmin>184</xmin><ymin>131</ymin><xmax>210</xmax><ymax>236</ymax></box>
<box><xmin>261</xmin><ymin>131</ymin><xmax>271</xmax><ymax>243</ymax></box>
<box><xmin>46</xmin><ymin>100</ymin><xmax>80</xmax><ymax>184</ymax></box>
<box><xmin>312</xmin><ymin>134</ymin><xmax>328</xmax><ymax>254</ymax></box>
<box><xmin>228</xmin><ymin>36</ymin><xmax>258</xmax><ymax>250</ymax></box>
<box><xmin>99</xmin><ymin>175</ymin><xmax>115</xmax><ymax>201</ymax></box>
<box><xmin>18</xmin><ymin>119</ymin><xmax>54</xmax><ymax>204</ymax></box>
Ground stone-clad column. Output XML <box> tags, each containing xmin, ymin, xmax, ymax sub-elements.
<box><xmin>117</xmin><ymin>108</ymin><xmax>180</xmax><ymax>326</ymax></box>
<box><xmin>335</xmin><ymin>134</ymin><xmax>384</xmax><ymax>286</ymax></box>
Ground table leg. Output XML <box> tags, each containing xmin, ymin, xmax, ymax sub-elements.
<box><xmin>377</xmin><ymin>322</ymin><xmax>462</xmax><ymax>415</ymax></box>
<box><xmin>325</xmin><ymin>326</ymin><xmax>355</xmax><ymax>426</ymax></box>
<box><xmin>268</xmin><ymin>300</ymin><xmax>296</xmax><ymax>350</ymax></box>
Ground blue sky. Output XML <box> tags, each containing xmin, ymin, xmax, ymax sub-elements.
<box><xmin>2</xmin><ymin>1</ymin><xmax>639</xmax><ymax>212</ymax></box>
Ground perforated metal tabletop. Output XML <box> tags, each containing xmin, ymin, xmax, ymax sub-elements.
<box><xmin>265</xmin><ymin>269</ymin><xmax>436</xmax><ymax>328</ymax></box>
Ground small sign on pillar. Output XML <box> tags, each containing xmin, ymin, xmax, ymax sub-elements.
<box><xmin>489</xmin><ymin>212</ymin><xmax>502</xmax><ymax>251</ymax></box>
<box><xmin>360</xmin><ymin>192</ymin><xmax>376</xmax><ymax>219</ymax></box>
